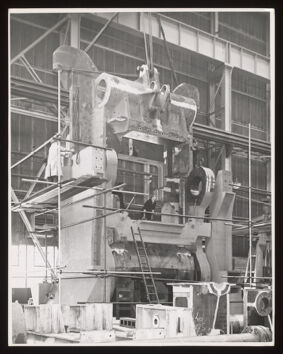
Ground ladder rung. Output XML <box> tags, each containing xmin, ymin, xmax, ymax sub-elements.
<box><xmin>132</xmin><ymin>227</ymin><xmax>159</xmax><ymax>304</ymax></box>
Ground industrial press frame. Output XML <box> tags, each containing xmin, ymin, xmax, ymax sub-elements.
<box><xmin>10</xmin><ymin>11</ymin><xmax>273</xmax><ymax>344</ymax></box>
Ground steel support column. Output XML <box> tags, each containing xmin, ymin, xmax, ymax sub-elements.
<box><xmin>210</xmin><ymin>12</ymin><xmax>219</xmax><ymax>36</ymax></box>
<box><xmin>266</xmin><ymin>160</ymin><xmax>271</xmax><ymax>192</ymax></box>
<box><xmin>209</xmin><ymin>82</ymin><xmax>216</xmax><ymax>127</ymax></box>
<box><xmin>70</xmin><ymin>14</ymin><xmax>81</xmax><ymax>48</ymax></box>
<box><xmin>221</xmin><ymin>65</ymin><xmax>233</xmax><ymax>171</ymax></box>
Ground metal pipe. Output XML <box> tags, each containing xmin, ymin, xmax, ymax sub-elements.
<box><xmin>11</xmin><ymin>133</ymin><xmax>59</xmax><ymax>169</ymax></box>
<box><xmin>235</xmin><ymin>194</ymin><xmax>271</xmax><ymax>206</ymax></box>
<box><xmin>11</xmin><ymin>106</ymin><xmax>57</xmax><ymax>122</ymax></box>
<box><xmin>142</xmin><ymin>13</ymin><xmax>150</xmax><ymax>69</ymax></box>
<box><xmin>11</xmin><ymin>188</ymin><xmax>56</xmax><ymax>279</ymax></box>
<box><xmin>127</xmin><ymin>332</ymin><xmax>268</xmax><ymax>343</ymax></box>
<box><xmin>104</xmin><ymin>327</ymin><xmax>271</xmax><ymax>345</ymax></box>
<box><xmin>156</xmin><ymin>14</ymin><xmax>178</xmax><ymax>87</ymax></box>
<box><xmin>57</xmin><ymin>69</ymin><xmax>62</xmax><ymax>305</ymax></box>
<box><xmin>248</xmin><ymin>123</ymin><xmax>252</xmax><ymax>287</ymax></box>
<box><xmin>225</xmin><ymin>223</ymin><xmax>248</xmax><ymax>227</ymax></box>
<box><xmin>63</xmin><ymin>18</ymin><xmax>70</xmax><ymax>45</ymax></box>
<box><xmin>45</xmin><ymin>234</ymin><xmax>48</xmax><ymax>281</ymax></box>
<box><xmin>148</xmin><ymin>12</ymin><xmax>154</xmax><ymax>75</ymax></box>
<box><xmin>22</xmin><ymin>178</ymin><xmax>110</xmax><ymax>192</ymax></box>
<box><xmin>22</xmin><ymin>178</ymin><xmax>57</xmax><ymax>185</ymax></box>
<box><xmin>59</xmin><ymin>183</ymin><xmax>126</xmax><ymax>211</ymax></box>
<box><xmin>62</xmin><ymin>209</ymin><xmax>123</xmax><ymax>228</ymax></box>
<box><xmin>230</xmin><ymin>183</ymin><xmax>271</xmax><ymax>194</ymax></box>
<box><xmin>221</xmin><ymin>275</ymin><xmax>272</xmax><ymax>280</ymax></box>
<box><xmin>24</xmin><ymin>163</ymin><xmax>47</xmax><ymax>199</ymax></box>
<box><xmin>82</xmin><ymin>204</ymin><xmax>249</xmax><ymax>224</ymax></box>
<box><xmin>11</xmin><ymin>16</ymin><xmax>68</xmax><ymax>64</ymax></box>
<box><xmin>61</xmin><ymin>270</ymin><xmax>161</xmax><ymax>275</ymax></box>
<box><xmin>112</xmin><ymin>189</ymin><xmax>148</xmax><ymax>197</ymax></box>
<box><xmin>103</xmin><ymin>192</ymin><xmax>107</xmax><ymax>302</ymax></box>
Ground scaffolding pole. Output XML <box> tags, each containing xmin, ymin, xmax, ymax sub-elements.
<box><xmin>57</xmin><ymin>69</ymin><xmax>62</xmax><ymax>305</ymax></box>
<box><xmin>61</xmin><ymin>204</ymin><xmax>249</xmax><ymax>230</ymax></box>
<box><xmin>11</xmin><ymin>189</ymin><xmax>56</xmax><ymax>279</ymax></box>
<box><xmin>248</xmin><ymin>123</ymin><xmax>252</xmax><ymax>287</ymax></box>
<box><xmin>24</xmin><ymin>162</ymin><xmax>47</xmax><ymax>199</ymax></box>
<box><xmin>11</xmin><ymin>133</ymin><xmax>59</xmax><ymax>169</ymax></box>
<box><xmin>82</xmin><ymin>204</ymin><xmax>250</xmax><ymax>224</ymax></box>
<box><xmin>103</xmin><ymin>191</ymin><xmax>107</xmax><ymax>302</ymax></box>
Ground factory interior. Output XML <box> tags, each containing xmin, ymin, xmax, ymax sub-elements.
<box><xmin>9</xmin><ymin>9</ymin><xmax>273</xmax><ymax>345</ymax></box>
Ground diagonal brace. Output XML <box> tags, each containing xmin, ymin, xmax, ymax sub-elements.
<box><xmin>11</xmin><ymin>188</ymin><xmax>57</xmax><ymax>279</ymax></box>
<box><xmin>85</xmin><ymin>13</ymin><xmax>118</xmax><ymax>52</ymax></box>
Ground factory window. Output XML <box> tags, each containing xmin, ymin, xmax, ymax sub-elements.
<box><xmin>149</xmin><ymin>165</ymin><xmax>159</xmax><ymax>196</ymax></box>
<box><xmin>33</xmin><ymin>246</ymin><xmax>56</xmax><ymax>267</ymax></box>
<box><xmin>232</xmin><ymin>236</ymin><xmax>249</xmax><ymax>257</ymax></box>
<box><xmin>117</xmin><ymin>159</ymin><xmax>145</xmax><ymax>206</ymax></box>
<box><xmin>117</xmin><ymin>155</ymin><xmax>163</xmax><ymax>212</ymax></box>
<box><xmin>175</xmin><ymin>297</ymin><xmax>188</xmax><ymax>307</ymax></box>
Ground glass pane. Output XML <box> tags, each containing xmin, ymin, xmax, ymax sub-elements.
<box><xmin>175</xmin><ymin>297</ymin><xmax>188</xmax><ymax>307</ymax></box>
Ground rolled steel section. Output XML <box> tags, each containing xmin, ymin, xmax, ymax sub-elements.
<box><xmin>255</xmin><ymin>290</ymin><xmax>272</xmax><ymax>317</ymax></box>
<box><xmin>114</xmin><ymin>328</ymin><xmax>271</xmax><ymax>344</ymax></box>
<box><xmin>242</xmin><ymin>325</ymin><xmax>272</xmax><ymax>342</ymax></box>
<box><xmin>186</xmin><ymin>166</ymin><xmax>215</xmax><ymax>205</ymax></box>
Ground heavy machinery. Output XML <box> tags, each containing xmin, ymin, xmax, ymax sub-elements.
<box><xmin>13</xmin><ymin>44</ymin><xmax>272</xmax><ymax>343</ymax></box>
<box><xmin>50</xmin><ymin>45</ymin><xmax>235</xmax><ymax>307</ymax></box>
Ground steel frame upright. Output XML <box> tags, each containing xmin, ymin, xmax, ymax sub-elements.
<box><xmin>57</xmin><ymin>69</ymin><xmax>62</xmax><ymax>304</ymax></box>
<box><xmin>248</xmin><ymin>123</ymin><xmax>252</xmax><ymax>287</ymax></box>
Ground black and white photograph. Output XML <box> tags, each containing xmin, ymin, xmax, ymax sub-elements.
<box><xmin>8</xmin><ymin>8</ymin><xmax>274</xmax><ymax>346</ymax></box>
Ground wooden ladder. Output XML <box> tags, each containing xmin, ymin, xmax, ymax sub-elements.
<box><xmin>244</xmin><ymin>252</ymin><xmax>257</xmax><ymax>286</ymax></box>
<box><xmin>130</xmin><ymin>226</ymin><xmax>160</xmax><ymax>304</ymax></box>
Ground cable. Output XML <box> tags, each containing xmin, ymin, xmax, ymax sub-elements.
<box><xmin>148</xmin><ymin>12</ymin><xmax>154</xmax><ymax>76</ymax></box>
<box><xmin>142</xmin><ymin>13</ymin><xmax>150</xmax><ymax>69</ymax></box>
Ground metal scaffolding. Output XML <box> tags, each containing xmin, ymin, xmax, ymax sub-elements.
<box><xmin>9</xmin><ymin>11</ymin><xmax>272</xmax><ymax>309</ymax></box>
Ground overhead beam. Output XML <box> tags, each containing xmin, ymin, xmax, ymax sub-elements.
<box><xmin>90</xmin><ymin>12</ymin><xmax>270</xmax><ymax>80</ymax></box>
<box><xmin>11</xmin><ymin>106</ymin><xmax>57</xmax><ymax>122</ymax></box>
<box><xmin>10</xmin><ymin>77</ymin><xmax>270</xmax><ymax>154</ymax></box>
<box><xmin>10</xmin><ymin>76</ymin><xmax>69</xmax><ymax>105</ymax></box>
<box><xmin>193</xmin><ymin>123</ymin><xmax>270</xmax><ymax>155</ymax></box>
